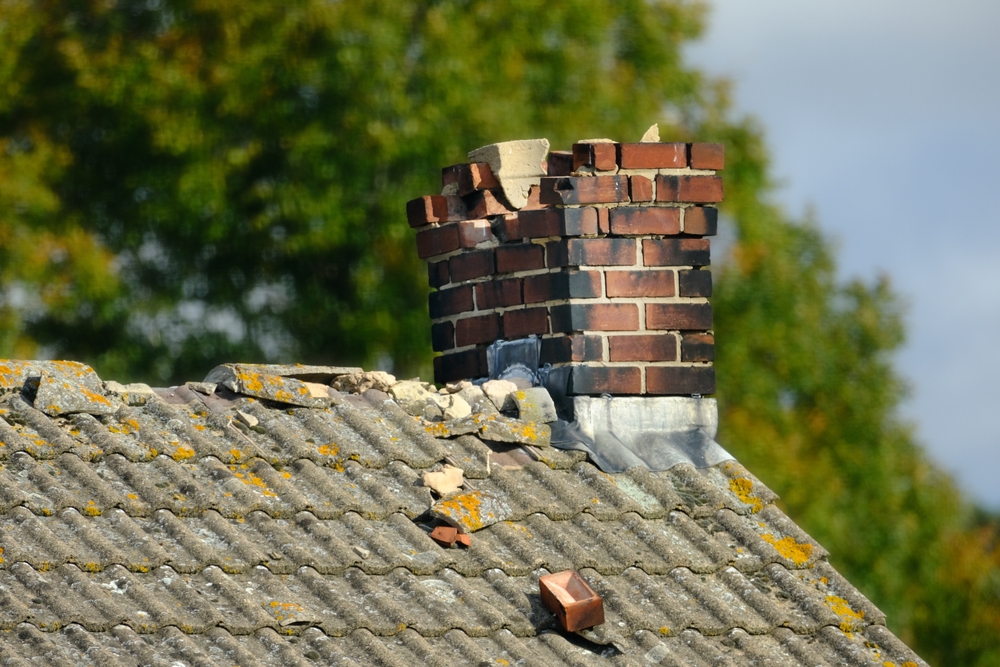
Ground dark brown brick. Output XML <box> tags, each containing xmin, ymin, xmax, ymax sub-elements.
<box><xmin>449</xmin><ymin>249</ymin><xmax>495</xmax><ymax>282</ymax></box>
<box><xmin>475</xmin><ymin>278</ymin><xmax>522</xmax><ymax>310</ymax></box>
<box><xmin>572</xmin><ymin>142</ymin><xmax>617</xmax><ymax>171</ymax></box>
<box><xmin>416</xmin><ymin>224</ymin><xmax>460</xmax><ymax>259</ymax></box>
<box><xmin>608</xmin><ymin>207</ymin><xmax>680</xmax><ymax>236</ymax></box>
<box><xmin>568</xmin><ymin>366</ymin><xmax>642</xmax><ymax>395</ymax></box>
<box><xmin>540</xmin><ymin>334</ymin><xmax>604</xmax><ymax>363</ymax></box>
<box><xmin>630</xmin><ymin>175</ymin><xmax>653</xmax><ymax>202</ymax></box>
<box><xmin>428</xmin><ymin>285</ymin><xmax>474</xmax><ymax>318</ymax></box>
<box><xmin>608</xmin><ymin>334</ymin><xmax>678</xmax><ymax>362</ymax></box>
<box><xmin>518</xmin><ymin>208</ymin><xmax>599</xmax><ymax>238</ymax></box>
<box><xmin>406</xmin><ymin>195</ymin><xmax>468</xmax><ymax>227</ymax></box>
<box><xmin>605</xmin><ymin>270</ymin><xmax>675</xmax><ymax>298</ymax></box>
<box><xmin>546</xmin><ymin>150</ymin><xmax>574</xmax><ymax>176</ymax></box>
<box><xmin>683</xmin><ymin>207</ymin><xmax>718</xmax><ymax>236</ymax></box>
<box><xmin>642</xmin><ymin>239</ymin><xmax>711</xmax><ymax>267</ymax></box>
<box><xmin>442</xmin><ymin>163</ymin><xmax>500</xmax><ymax>195</ymax></box>
<box><xmin>539</xmin><ymin>176</ymin><xmax>630</xmax><ymax>205</ymax></box>
<box><xmin>428</xmin><ymin>260</ymin><xmax>450</xmax><ymax>288</ymax></box>
<box><xmin>456</xmin><ymin>313</ymin><xmax>501</xmax><ymax>347</ymax></box>
<box><xmin>646</xmin><ymin>366</ymin><xmax>715</xmax><ymax>395</ymax></box>
<box><xmin>502</xmin><ymin>307</ymin><xmax>549</xmax><ymax>338</ymax></box>
<box><xmin>431</xmin><ymin>321</ymin><xmax>455</xmax><ymax>351</ymax></box>
<box><xmin>646</xmin><ymin>303</ymin><xmax>712</xmax><ymax>330</ymax></box>
<box><xmin>656</xmin><ymin>175</ymin><xmax>723</xmax><ymax>203</ymax></box>
<box><xmin>689</xmin><ymin>143</ymin><xmax>725</xmax><ymax>170</ymax></box>
<box><xmin>617</xmin><ymin>143</ymin><xmax>687</xmax><ymax>169</ymax></box>
<box><xmin>550</xmin><ymin>303</ymin><xmax>639</xmax><ymax>332</ymax></box>
<box><xmin>457</xmin><ymin>219</ymin><xmax>494</xmax><ymax>248</ymax></box>
<box><xmin>464</xmin><ymin>189</ymin><xmax>512</xmax><ymax>218</ymax></box>
<box><xmin>678</xmin><ymin>269</ymin><xmax>712</xmax><ymax>297</ymax></box>
<box><xmin>434</xmin><ymin>348</ymin><xmax>487</xmax><ymax>384</ymax></box>
<box><xmin>523</xmin><ymin>271</ymin><xmax>602</xmax><ymax>303</ymax></box>
<box><xmin>597</xmin><ymin>208</ymin><xmax>610</xmax><ymax>235</ymax></box>
<box><xmin>494</xmin><ymin>214</ymin><xmax>521</xmax><ymax>243</ymax></box>
<box><xmin>496</xmin><ymin>243</ymin><xmax>545</xmax><ymax>273</ymax></box>
<box><xmin>547</xmin><ymin>238</ymin><xmax>636</xmax><ymax>267</ymax></box>
<box><xmin>681</xmin><ymin>332</ymin><xmax>714</xmax><ymax>362</ymax></box>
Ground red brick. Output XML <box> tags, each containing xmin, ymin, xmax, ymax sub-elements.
<box><xmin>457</xmin><ymin>219</ymin><xmax>494</xmax><ymax>248</ymax></box>
<box><xmin>608</xmin><ymin>207</ymin><xmax>680</xmax><ymax>235</ymax></box>
<box><xmin>427</xmin><ymin>260</ymin><xmax>450</xmax><ymax>288</ymax></box>
<box><xmin>523</xmin><ymin>271</ymin><xmax>602</xmax><ymax>303</ymax></box>
<box><xmin>689</xmin><ymin>142</ymin><xmax>724</xmax><ymax>170</ymax></box>
<box><xmin>608</xmin><ymin>334</ymin><xmax>678</xmax><ymax>362</ymax></box>
<box><xmin>442</xmin><ymin>163</ymin><xmax>500</xmax><ymax>195</ymax></box>
<box><xmin>496</xmin><ymin>243</ymin><xmax>545</xmax><ymax>273</ymax></box>
<box><xmin>645</xmin><ymin>303</ymin><xmax>712</xmax><ymax>330</ymax></box>
<box><xmin>456</xmin><ymin>313</ymin><xmax>501</xmax><ymax>347</ymax></box>
<box><xmin>416</xmin><ymin>224</ymin><xmax>460</xmax><ymax>259</ymax></box>
<box><xmin>518</xmin><ymin>208</ymin><xmax>598</xmax><ymax>238</ymax></box>
<box><xmin>683</xmin><ymin>207</ymin><xmax>718</xmax><ymax>236</ymax></box>
<box><xmin>464</xmin><ymin>189</ymin><xmax>512</xmax><ymax>218</ymax></box>
<box><xmin>539</xmin><ymin>570</ymin><xmax>606</xmax><ymax>632</ymax></box>
<box><xmin>428</xmin><ymin>285</ymin><xmax>474</xmax><ymax>318</ymax></box>
<box><xmin>540</xmin><ymin>334</ymin><xmax>605</xmax><ymax>363</ymax></box>
<box><xmin>678</xmin><ymin>269</ymin><xmax>712</xmax><ymax>297</ymax></box>
<box><xmin>522</xmin><ymin>184</ymin><xmax>544</xmax><ymax>210</ymax></box>
<box><xmin>646</xmin><ymin>366</ymin><xmax>715</xmax><ymax>395</ymax></box>
<box><xmin>502</xmin><ymin>308</ymin><xmax>549</xmax><ymax>338</ymax></box>
<box><xmin>568</xmin><ymin>366</ymin><xmax>642</xmax><ymax>395</ymax></box>
<box><xmin>629</xmin><ymin>175</ymin><xmax>653</xmax><ymax>202</ymax></box>
<box><xmin>681</xmin><ymin>332</ymin><xmax>714</xmax><ymax>362</ymax></box>
<box><xmin>617</xmin><ymin>142</ymin><xmax>687</xmax><ymax>169</ymax></box>
<box><xmin>429</xmin><ymin>525</ymin><xmax>458</xmax><ymax>547</ymax></box>
<box><xmin>547</xmin><ymin>238</ymin><xmax>636</xmax><ymax>267</ymax></box>
<box><xmin>546</xmin><ymin>150</ymin><xmax>574</xmax><ymax>176</ymax></box>
<box><xmin>406</xmin><ymin>194</ymin><xmax>468</xmax><ymax>227</ymax></box>
<box><xmin>572</xmin><ymin>142</ymin><xmax>617</xmax><ymax>171</ymax></box>
<box><xmin>431</xmin><ymin>321</ymin><xmax>455</xmax><ymax>351</ymax></box>
<box><xmin>656</xmin><ymin>175</ymin><xmax>723</xmax><ymax>203</ymax></box>
<box><xmin>597</xmin><ymin>208</ymin><xmax>610</xmax><ymax>234</ymax></box>
<box><xmin>449</xmin><ymin>249</ymin><xmax>495</xmax><ymax>282</ymax></box>
<box><xmin>539</xmin><ymin>176</ymin><xmax>630</xmax><ymax>205</ymax></box>
<box><xmin>434</xmin><ymin>348</ymin><xmax>487</xmax><ymax>384</ymax></box>
<box><xmin>642</xmin><ymin>239</ymin><xmax>711</xmax><ymax>267</ymax></box>
<box><xmin>550</xmin><ymin>303</ymin><xmax>639</xmax><ymax>332</ymax></box>
<box><xmin>475</xmin><ymin>278</ymin><xmax>522</xmax><ymax>309</ymax></box>
<box><xmin>605</xmin><ymin>270</ymin><xmax>675</xmax><ymax>298</ymax></box>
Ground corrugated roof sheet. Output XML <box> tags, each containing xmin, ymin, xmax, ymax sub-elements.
<box><xmin>0</xmin><ymin>362</ymin><xmax>927</xmax><ymax>666</ymax></box>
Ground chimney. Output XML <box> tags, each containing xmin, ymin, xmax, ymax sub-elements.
<box><xmin>407</xmin><ymin>134</ymin><xmax>722</xmax><ymax>400</ymax></box>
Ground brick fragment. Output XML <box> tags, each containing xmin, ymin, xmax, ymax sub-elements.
<box><xmin>646</xmin><ymin>366</ymin><xmax>715</xmax><ymax>395</ymax></box>
<box><xmin>431</xmin><ymin>321</ymin><xmax>455</xmax><ymax>352</ymax></box>
<box><xmin>547</xmin><ymin>238</ymin><xmax>636</xmax><ymax>267</ymax></box>
<box><xmin>523</xmin><ymin>271</ymin><xmax>602</xmax><ymax>303</ymax></box>
<box><xmin>629</xmin><ymin>175</ymin><xmax>654</xmax><ymax>202</ymax></box>
<box><xmin>656</xmin><ymin>175</ymin><xmax>723</xmax><ymax>203</ymax></box>
<box><xmin>546</xmin><ymin>151</ymin><xmax>574</xmax><ymax>176</ymax></box>
<box><xmin>416</xmin><ymin>224</ymin><xmax>460</xmax><ymax>259</ymax></box>
<box><xmin>518</xmin><ymin>208</ymin><xmax>599</xmax><ymax>238</ymax></box>
<box><xmin>456</xmin><ymin>313</ymin><xmax>501</xmax><ymax>347</ymax></box>
<box><xmin>502</xmin><ymin>308</ymin><xmax>549</xmax><ymax>338</ymax></box>
<box><xmin>429</xmin><ymin>525</ymin><xmax>459</xmax><ymax>547</ymax></box>
<box><xmin>539</xmin><ymin>176</ymin><xmax>629</xmax><ymax>205</ymax></box>
<box><xmin>540</xmin><ymin>335</ymin><xmax>604</xmax><ymax>364</ymax></box>
<box><xmin>522</xmin><ymin>184</ymin><xmax>544</xmax><ymax>210</ymax></box>
<box><xmin>608</xmin><ymin>207</ymin><xmax>680</xmax><ymax>236</ymax></box>
<box><xmin>645</xmin><ymin>303</ymin><xmax>712</xmax><ymax>330</ymax></box>
<box><xmin>406</xmin><ymin>195</ymin><xmax>468</xmax><ymax>227</ymax></box>
<box><xmin>605</xmin><ymin>270</ymin><xmax>675</xmax><ymax>298</ymax></box>
<box><xmin>683</xmin><ymin>207</ymin><xmax>718</xmax><ymax>236</ymax></box>
<box><xmin>608</xmin><ymin>333</ymin><xmax>678</xmax><ymax>362</ymax></box>
<box><xmin>617</xmin><ymin>142</ymin><xmax>687</xmax><ymax>169</ymax></box>
<box><xmin>573</xmin><ymin>142</ymin><xmax>617</xmax><ymax>171</ymax></box>
<box><xmin>428</xmin><ymin>285</ymin><xmax>474</xmax><ymax>318</ymax></box>
<box><xmin>427</xmin><ymin>260</ymin><xmax>450</xmax><ymax>288</ymax></box>
<box><xmin>569</xmin><ymin>366</ymin><xmax>642</xmax><ymax>395</ymax></box>
<box><xmin>678</xmin><ymin>269</ymin><xmax>712</xmax><ymax>297</ymax></box>
<box><xmin>597</xmin><ymin>208</ymin><xmax>610</xmax><ymax>235</ymax></box>
<box><xmin>642</xmin><ymin>239</ymin><xmax>710</xmax><ymax>267</ymax></box>
<box><xmin>449</xmin><ymin>249</ymin><xmax>495</xmax><ymax>282</ymax></box>
<box><xmin>475</xmin><ymin>278</ymin><xmax>522</xmax><ymax>310</ymax></box>
<box><xmin>464</xmin><ymin>189</ymin><xmax>512</xmax><ymax>218</ymax></box>
<box><xmin>689</xmin><ymin>142</ymin><xmax>725</xmax><ymax>170</ymax></box>
<box><xmin>550</xmin><ymin>303</ymin><xmax>639</xmax><ymax>332</ymax></box>
<box><xmin>681</xmin><ymin>333</ymin><xmax>714</xmax><ymax>362</ymax></box>
<box><xmin>442</xmin><ymin>163</ymin><xmax>501</xmax><ymax>195</ymax></box>
<box><xmin>496</xmin><ymin>243</ymin><xmax>545</xmax><ymax>273</ymax></box>
<box><xmin>434</xmin><ymin>348</ymin><xmax>487</xmax><ymax>384</ymax></box>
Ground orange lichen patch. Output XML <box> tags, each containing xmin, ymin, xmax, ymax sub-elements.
<box><xmin>80</xmin><ymin>387</ymin><xmax>112</xmax><ymax>406</ymax></box>
<box><xmin>658</xmin><ymin>626</ymin><xmax>671</xmax><ymax>636</ymax></box>
<box><xmin>172</xmin><ymin>446</ymin><xmax>196</xmax><ymax>461</ymax></box>
<box><xmin>505</xmin><ymin>522</ymin><xmax>533</xmax><ymax>538</ymax></box>
<box><xmin>127</xmin><ymin>493</ymin><xmax>138</xmax><ymax>500</ymax></box>
<box><xmin>193</xmin><ymin>424</ymin><xmax>206</xmax><ymax>431</ymax></box>
<box><xmin>728</xmin><ymin>477</ymin><xmax>764</xmax><ymax>513</ymax></box>
<box><xmin>318</xmin><ymin>444</ymin><xmax>339</xmax><ymax>457</ymax></box>
<box><xmin>83</xmin><ymin>501</ymin><xmax>101</xmax><ymax>517</ymax></box>
<box><xmin>52</xmin><ymin>360</ymin><xmax>90</xmax><ymax>376</ymax></box>
<box><xmin>274</xmin><ymin>389</ymin><xmax>294</xmax><ymax>403</ymax></box>
<box><xmin>232</xmin><ymin>470</ymin><xmax>277</xmax><ymax>497</ymax></box>
<box><xmin>424</xmin><ymin>422</ymin><xmax>450</xmax><ymax>438</ymax></box>
<box><xmin>825</xmin><ymin>595</ymin><xmax>865</xmax><ymax>632</ymax></box>
<box><xmin>435</xmin><ymin>490</ymin><xmax>485</xmax><ymax>531</ymax></box>
<box><xmin>761</xmin><ymin>533</ymin><xmax>813</xmax><ymax>566</ymax></box>
<box><xmin>236</xmin><ymin>371</ymin><xmax>264</xmax><ymax>392</ymax></box>
<box><xmin>0</xmin><ymin>546</ymin><xmax>5</xmax><ymax>564</ymax></box>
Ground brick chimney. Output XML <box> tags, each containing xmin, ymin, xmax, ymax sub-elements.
<box><xmin>407</xmin><ymin>135</ymin><xmax>722</xmax><ymax>398</ymax></box>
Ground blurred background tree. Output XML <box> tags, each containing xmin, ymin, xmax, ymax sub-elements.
<box><xmin>1</xmin><ymin>0</ymin><xmax>997</xmax><ymax>662</ymax></box>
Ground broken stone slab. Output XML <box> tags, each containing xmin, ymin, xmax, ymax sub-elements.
<box><xmin>512</xmin><ymin>387</ymin><xmax>558</xmax><ymax>424</ymax></box>
<box><xmin>479</xmin><ymin>415</ymin><xmax>551</xmax><ymax>448</ymax></box>
<box><xmin>333</xmin><ymin>371</ymin><xmax>396</xmax><ymax>394</ymax></box>
<box><xmin>482</xmin><ymin>379</ymin><xmax>518</xmax><ymax>412</ymax></box>
<box><xmin>457</xmin><ymin>386</ymin><xmax>498</xmax><ymax>416</ymax></box>
<box><xmin>390</xmin><ymin>380</ymin><xmax>442</xmax><ymax>416</ymax></box>
<box><xmin>430</xmin><ymin>489</ymin><xmax>513</xmax><ymax>532</ymax></box>
<box><xmin>104</xmin><ymin>381</ymin><xmax>156</xmax><ymax>407</ymax></box>
<box><xmin>422</xmin><ymin>464</ymin><xmax>465</xmax><ymax>496</ymax></box>
<box><xmin>185</xmin><ymin>381</ymin><xmax>217</xmax><ymax>396</ymax></box>
<box><xmin>442</xmin><ymin>393</ymin><xmax>471</xmax><ymax>421</ymax></box>
<box><xmin>205</xmin><ymin>363</ymin><xmax>361</xmax><ymax>386</ymax></box>
<box><xmin>640</xmin><ymin>123</ymin><xmax>660</xmax><ymax>142</ymax></box>
<box><xmin>468</xmin><ymin>139</ymin><xmax>550</xmax><ymax>210</ymax></box>
<box><xmin>0</xmin><ymin>360</ymin><xmax>118</xmax><ymax>416</ymax></box>
<box><xmin>203</xmin><ymin>364</ymin><xmax>332</xmax><ymax>408</ymax></box>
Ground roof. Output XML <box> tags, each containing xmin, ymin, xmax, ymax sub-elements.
<box><xmin>0</xmin><ymin>360</ymin><xmax>927</xmax><ymax>666</ymax></box>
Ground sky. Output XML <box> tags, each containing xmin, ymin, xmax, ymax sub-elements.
<box><xmin>684</xmin><ymin>0</ymin><xmax>1000</xmax><ymax>508</ymax></box>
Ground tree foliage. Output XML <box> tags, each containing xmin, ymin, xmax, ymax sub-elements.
<box><xmin>1</xmin><ymin>0</ymin><xmax>998</xmax><ymax>662</ymax></box>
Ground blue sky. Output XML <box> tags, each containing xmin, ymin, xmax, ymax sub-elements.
<box><xmin>685</xmin><ymin>0</ymin><xmax>1000</xmax><ymax>507</ymax></box>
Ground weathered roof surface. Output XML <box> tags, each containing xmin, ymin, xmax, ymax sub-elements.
<box><xmin>0</xmin><ymin>362</ymin><xmax>927</xmax><ymax>666</ymax></box>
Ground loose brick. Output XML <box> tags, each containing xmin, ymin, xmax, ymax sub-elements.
<box><xmin>550</xmin><ymin>303</ymin><xmax>639</xmax><ymax>332</ymax></box>
<box><xmin>539</xmin><ymin>176</ymin><xmax>629</xmax><ymax>205</ymax></box>
<box><xmin>449</xmin><ymin>249</ymin><xmax>495</xmax><ymax>282</ymax></box>
<box><xmin>569</xmin><ymin>366</ymin><xmax>642</xmax><ymax>395</ymax></box>
<box><xmin>597</xmin><ymin>208</ymin><xmax>610</xmax><ymax>235</ymax></box>
<box><xmin>434</xmin><ymin>348</ymin><xmax>487</xmax><ymax>384</ymax></box>
<box><xmin>406</xmin><ymin>194</ymin><xmax>469</xmax><ymax>227</ymax></box>
<box><xmin>428</xmin><ymin>260</ymin><xmax>450</xmax><ymax>288</ymax></box>
<box><xmin>689</xmin><ymin>142</ymin><xmax>725</xmax><ymax>170</ymax></box>
<box><xmin>496</xmin><ymin>243</ymin><xmax>545</xmax><ymax>273</ymax></box>
<box><xmin>457</xmin><ymin>219</ymin><xmax>494</xmax><ymax>248</ymax></box>
<box><xmin>540</xmin><ymin>334</ymin><xmax>604</xmax><ymax>363</ymax></box>
<box><xmin>518</xmin><ymin>208</ymin><xmax>599</xmax><ymax>238</ymax></box>
<box><xmin>683</xmin><ymin>207</ymin><xmax>718</xmax><ymax>236</ymax></box>
<box><xmin>678</xmin><ymin>269</ymin><xmax>712</xmax><ymax>297</ymax></box>
<box><xmin>608</xmin><ymin>333</ymin><xmax>678</xmax><ymax>362</ymax></box>
<box><xmin>547</xmin><ymin>150</ymin><xmax>574</xmax><ymax>176</ymax></box>
<box><xmin>646</xmin><ymin>366</ymin><xmax>715</xmax><ymax>395</ymax></box>
<box><xmin>416</xmin><ymin>224</ymin><xmax>460</xmax><ymax>259</ymax></box>
<box><xmin>464</xmin><ymin>189</ymin><xmax>512</xmax><ymax>218</ymax></box>
<box><xmin>629</xmin><ymin>175</ymin><xmax>653</xmax><ymax>202</ymax></box>
<box><xmin>475</xmin><ymin>278</ymin><xmax>523</xmax><ymax>310</ymax></box>
<box><xmin>573</xmin><ymin>142</ymin><xmax>617</xmax><ymax>171</ymax></box>
<box><xmin>442</xmin><ymin>163</ymin><xmax>499</xmax><ymax>195</ymax></box>
<box><xmin>608</xmin><ymin>207</ymin><xmax>680</xmax><ymax>236</ymax></box>
<box><xmin>428</xmin><ymin>285</ymin><xmax>474</xmax><ymax>318</ymax></box>
<box><xmin>456</xmin><ymin>313</ymin><xmax>501</xmax><ymax>347</ymax></box>
<box><xmin>522</xmin><ymin>184</ymin><xmax>544</xmax><ymax>210</ymax></box>
<box><xmin>645</xmin><ymin>303</ymin><xmax>712</xmax><ymax>330</ymax></box>
<box><xmin>617</xmin><ymin>142</ymin><xmax>687</xmax><ymax>169</ymax></box>
<box><xmin>681</xmin><ymin>332</ymin><xmax>714</xmax><ymax>362</ymax></box>
<box><xmin>431</xmin><ymin>321</ymin><xmax>455</xmax><ymax>351</ymax></box>
<box><xmin>642</xmin><ymin>239</ymin><xmax>711</xmax><ymax>267</ymax></box>
<box><xmin>656</xmin><ymin>175</ymin><xmax>723</xmax><ymax>203</ymax></box>
<box><xmin>523</xmin><ymin>271</ymin><xmax>602</xmax><ymax>303</ymax></box>
<box><xmin>548</xmin><ymin>238</ymin><xmax>636</xmax><ymax>267</ymax></box>
<box><xmin>605</xmin><ymin>270</ymin><xmax>675</xmax><ymax>298</ymax></box>
<box><xmin>503</xmin><ymin>307</ymin><xmax>549</xmax><ymax>338</ymax></box>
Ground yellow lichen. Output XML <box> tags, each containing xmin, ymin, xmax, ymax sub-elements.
<box><xmin>424</xmin><ymin>422</ymin><xmax>450</xmax><ymax>438</ymax></box>
<box><xmin>172</xmin><ymin>446</ymin><xmax>195</xmax><ymax>461</ymax></box>
<box><xmin>729</xmin><ymin>477</ymin><xmax>764</xmax><ymax>513</ymax></box>
<box><xmin>80</xmin><ymin>387</ymin><xmax>111</xmax><ymax>406</ymax></box>
<box><xmin>761</xmin><ymin>533</ymin><xmax>813</xmax><ymax>566</ymax></box>
<box><xmin>659</xmin><ymin>626</ymin><xmax>670</xmax><ymax>636</ymax></box>
<box><xmin>318</xmin><ymin>444</ymin><xmax>339</xmax><ymax>457</ymax></box>
<box><xmin>825</xmin><ymin>595</ymin><xmax>865</xmax><ymax>632</ymax></box>
<box><xmin>435</xmin><ymin>490</ymin><xmax>485</xmax><ymax>531</ymax></box>
<box><xmin>234</xmin><ymin>471</ymin><xmax>277</xmax><ymax>497</ymax></box>
<box><xmin>83</xmin><ymin>501</ymin><xmax>101</xmax><ymax>517</ymax></box>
